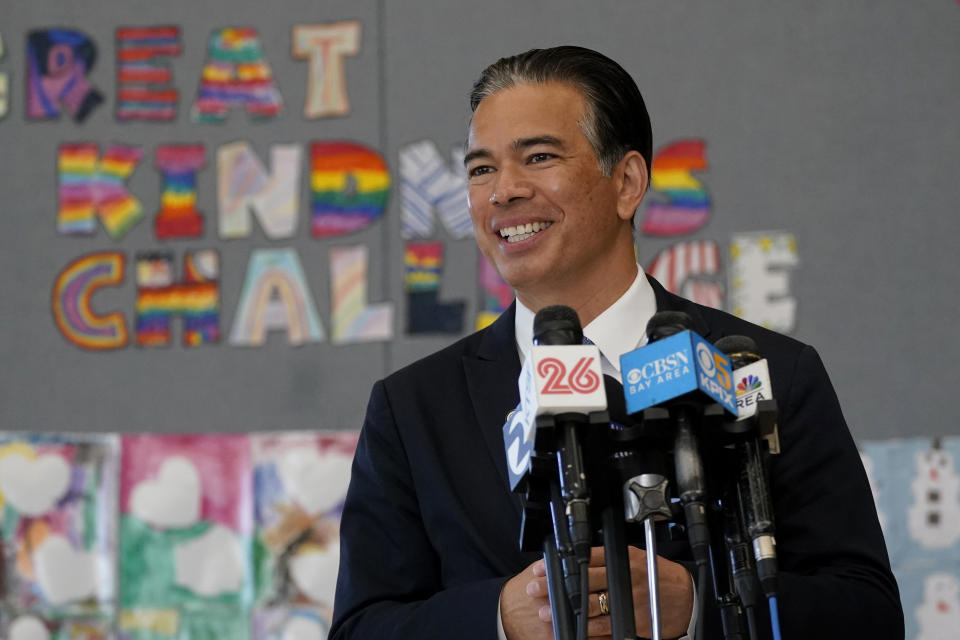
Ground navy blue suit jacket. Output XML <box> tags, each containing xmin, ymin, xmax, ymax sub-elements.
<box><xmin>330</xmin><ymin>276</ymin><xmax>902</xmax><ymax>639</ymax></box>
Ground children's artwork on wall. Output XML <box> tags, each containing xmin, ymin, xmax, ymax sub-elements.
<box><xmin>291</xmin><ymin>22</ymin><xmax>361</xmax><ymax>119</ymax></box>
<box><xmin>51</xmin><ymin>251</ymin><xmax>128</xmax><ymax>350</ymax></box>
<box><xmin>309</xmin><ymin>141</ymin><xmax>390</xmax><ymax>238</ymax></box>
<box><xmin>476</xmin><ymin>251</ymin><xmax>512</xmax><ymax>330</ymax></box>
<box><xmin>115</xmin><ymin>26</ymin><xmax>181</xmax><ymax>122</ymax></box>
<box><xmin>134</xmin><ymin>250</ymin><xmax>220</xmax><ymax>347</ymax></box>
<box><xmin>728</xmin><ymin>232</ymin><xmax>798</xmax><ymax>333</ymax></box>
<box><xmin>119</xmin><ymin>434</ymin><xmax>253</xmax><ymax>640</ymax></box>
<box><xmin>218</xmin><ymin>141</ymin><xmax>302</xmax><ymax>239</ymax></box>
<box><xmin>0</xmin><ymin>34</ymin><xmax>8</xmax><ymax>119</ymax></box>
<box><xmin>229</xmin><ymin>249</ymin><xmax>326</xmax><ymax>347</ymax></box>
<box><xmin>0</xmin><ymin>433</ymin><xmax>118</xmax><ymax>630</ymax></box>
<box><xmin>329</xmin><ymin>245</ymin><xmax>393</xmax><ymax>343</ymax></box>
<box><xmin>641</xmin><ymin>139</ymin><xmax>710</xmax><ymax>237</ymax></box>
<box><xmin>250</xmin><ymin>431</ymin><xmax>358</xmax><ymax>640</ymax></box>
<box><xmin>191</xmin><ymin>28</ymin><xmax>282</xmax><ymax>123</ymax></box>
<box><xmin>404</xmin><ymin>241</ymin><xmax>465</xmax><ymax>334</ymax></box>
<box><xmin>26</xmin><ymin>29</ymin><xmax>104</xmax><ymax>122</ymax></box>
<box><xmin>154</xmin><ymin>144</ymin><xmax>206</xmax><ymax>239</ymax></box>
<box><xmin>58</xmin><ymin>144</ymin><xmax>144</xmax><ymax>239</ymax></box>
<box><xmin>646</xmin><ymin>240</ymin><xmax>724</xmax><ymax>310</ymax></box>
<box><xmin>399</xmin><ymin>139</ymin><xmax>473</xmax><ymax>239</ymax></box>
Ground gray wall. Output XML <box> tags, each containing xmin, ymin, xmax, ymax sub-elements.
<box><xmin>1</xmin><ymin>0</ymin><xmax>957</xmax><ymax>441</ymax></box>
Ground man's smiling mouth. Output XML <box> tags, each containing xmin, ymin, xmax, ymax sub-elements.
<box><xmin>498</xmin><ymin>221</ymin><xmax>553</xmax><ymax>243</ymax></box>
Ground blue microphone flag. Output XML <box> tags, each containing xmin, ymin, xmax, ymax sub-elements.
<box><xmin>620</xmin><ymin>329</ymin><xmax>737</xmax><ymax>415</ymax></box>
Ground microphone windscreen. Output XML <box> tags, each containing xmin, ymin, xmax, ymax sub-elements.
<box><xmin>533</xmin><ymin>305</ymin><xmax>583</xmax><ymax>345</ymax></box>
<box><xmin>645</xmin><ymin>310</ymin><xmax>693</xmax><ymax>342</ymax></box>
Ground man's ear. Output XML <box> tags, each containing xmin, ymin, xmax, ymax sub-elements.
<box><xmin>615</xmin><ymin>150</ymin><xmax>649</xmax><ymax>222</ymax></box>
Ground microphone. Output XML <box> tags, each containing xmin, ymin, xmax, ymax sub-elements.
<box><xmin>619</xmin><ymin>311</ymin><xmax>738</xmax><ymax>564</ymax></box>
<box><xmin>714</xmin><ymin>336</ymin><xmax>780</xmax><ymax>601</ymax></box>
<box><xmin>531</xmin><ymin>306</ymin><xmax>603</xmax><ymax>550</ymax></box>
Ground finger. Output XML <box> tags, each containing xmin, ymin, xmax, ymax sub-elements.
<box><xmin>589</xmin><ymin>546</ymin><xmax>606</xmax><ymax>566</ymax></box>
<box><xmin>587</xmin><ymin>612</ymin><xmax>612</xmax><ymax>637</ymax></box>
<box><xmin>587</xmin><ymin>565</ymin><xmax>609</xmax><ymax>592</ymax></box>
<box><xmin>524</xmin><ymin>576</ymin><xmax>549</xmax><ymax>598</ymax></box>
<box><xmin>531</xmin><ymin>558</ymin><xmax>546</xmax><ymax>577</ymax></box>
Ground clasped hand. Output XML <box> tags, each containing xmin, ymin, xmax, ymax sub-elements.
<box><xmin>500</xmin><ymin>546</ymin><xmax>693</xmax><ymax>639</ymax></box>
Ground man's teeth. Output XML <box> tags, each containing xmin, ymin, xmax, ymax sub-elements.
<box><xmin>498</xmin><ymin>221</ymin><xmax>552</xmax><ymax>243</ymax></box>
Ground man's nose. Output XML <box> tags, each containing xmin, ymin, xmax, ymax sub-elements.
<box><xmin>489</xmin><ymin>164</ymin><xmax>533</xmax><ymax>205</ymax></box>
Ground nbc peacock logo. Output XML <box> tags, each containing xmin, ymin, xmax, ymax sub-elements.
<box><xmin>736</xmin><ymin>375</ymin><xmax>762</xmax><ymax>396</ymax></box>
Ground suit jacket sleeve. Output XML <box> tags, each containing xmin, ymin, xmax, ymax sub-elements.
<box><xmin>769</xmin><ymin>345</ymin><xmax>903</xmax><ymax>638</ymax></box>
<box><xmin>329</xmin><ymin>379</ymin><xmax>508</xmax><ymax>640</ymax></box>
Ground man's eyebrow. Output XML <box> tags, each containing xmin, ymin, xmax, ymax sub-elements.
<box><xmin>463</xmin><ymin>136</ymin><xmax>567</xmax><ymax>167</ymax></box>
<box><xmin>463</xmin><ymin>148</ymin><xmax>491</xmax><ymax>167</ymax></box>
<box><xmin>513</xmin><ymin>135</ymin><xmax>565</xmax><ymax>152</ymax></box>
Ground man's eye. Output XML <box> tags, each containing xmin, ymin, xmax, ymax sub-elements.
<box><xmin>468</xmin><ymin>165</ymin><xmax>493</xmax><ymax>178</ymax></box>
<box><xmin>529</xmin><ymin>153</ymin><xmax>555</xmax><ymax>163</ymax></box>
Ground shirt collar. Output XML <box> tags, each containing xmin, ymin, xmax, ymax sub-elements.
<box><xmin>514</xmin><ymin>266</ymin><xmax>657</xmax><ymax>372</ymax></box>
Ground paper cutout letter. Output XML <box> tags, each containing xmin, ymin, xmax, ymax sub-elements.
<box><xmin>116</xmin><ymin>26</ymin><xmax>181</xmax><ymax>121</ymax></box>
<box><xmin>52</xmin><ymin>252</ymin><xmax>128</xmax><ymax>350</ymax></box>
<box><xmin>192</xmin><ymin>27</ymin><xmax>283</xmax><ymax>123</ymax></box>
<box><xmin>26</xmin><ymin>29</ymin><xmax>104</xmax><ymax>122</ymax></box>
<box><xmin>135</xmin><ymin>250</ymin><xmax>220</xmax><ymax>347</ymax></box>
<box><xmin>476</xmin><ymin>251</ymin><xmax>513</xmax><ymax>330</ymax></box>
<box><xmin>58</xmin><ymin>143</ymin><xmax>144</xmax><ymax>238</ymax></box>
<box><xmin>0</xmin><ymin>34</ymin><xmax>8</xmax><ymax>119</ymax></box>
<box><xmin>310</xmin><ymin>141</ymin><xmax>389</xmax><ymax>237</ymax></box>
<box><xmin>218</xmin><ymin>141</ymin><xmax>301</xmax><ymax>239</ymax></box>
<box><xmin>292</xmin><ymin>22</ymin><xmax>360</xmax><ymax>118</ymax></box>
<box><xmin>400</xmin><ymin>140</ymin><xmax>473</xmax><ymax>238</ymax></box>
<box><xmin>728</xmin><ymin>232</ymin><xmax>798</xmax><ymax>333</ymax></box>
<box><xmin>405</xmin><ymin>242</ymin><xmax>465</xmax><ymax>334</ymax></box>
<box><xmin>154</xmin><ymin>144</ymin><xmax>205</xmax><ymax>239</ymax></box>
<box><xmin>646</xmin><ymin>240</ymin><xmax>724</xmax><ymax>310</ymax></box>
<box><xmin>642</xmin><ymin>139</ymin><xmax>710</xmax><ymax>237</ymax></box>
<box><xmin>330</xmin><ymin>245</ymin><xmax>393</xmax><ymax>343</ymax></box>
<box><xmin>230</xmin><ymin>248</ymin><xmax>325</xmax><ymax>346</ymax></box>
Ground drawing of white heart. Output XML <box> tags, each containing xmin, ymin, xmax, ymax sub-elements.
<box><xmin>173</xmin><ymin>524</ymin><xmax>246</xmax><ymax>596</ymax></box>
<box><xmin>32</xmin><ymin>534</ymin><xmax>98</xmax><ymax>605</ymax></box>
<box><xmin>9</xmin><ymin>615</ymin><xmax>51</xmax><ymax>640</ymax></box>
<box><xmin>0</xmin><ymin>452</ymin><xmax>71</xmax><ymax>516</ymax></box>
<box><xmin>289</xmin><ymin>542</ymin><xmax>340</xmax><ymax>605</ymax></box>
<box><xmin>131</xmin><ymin>455</ymin><xmax>201</xmax><ymax>528</ymax></box>
<box><xmin>278</xmin><ymin>449</ymin><xmax>352</xmax><ymax>515</ymax></box>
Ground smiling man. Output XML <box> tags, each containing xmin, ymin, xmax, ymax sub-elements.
<box><xmin>330</xmin><ymin>47</ymin><xmax>902</xmax><ymax>640</ymax></box>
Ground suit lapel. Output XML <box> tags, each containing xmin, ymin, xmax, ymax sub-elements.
<box><xmin>648</xmin><ymin>273</ymin><xmax>713</xmax><ymax>340</ymax></box>
<box><xmin>462</xmin><ymin>303</ymin><xmax>523</xmax><ymax>500</ymax></box>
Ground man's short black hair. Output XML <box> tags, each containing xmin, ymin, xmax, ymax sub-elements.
<box><xmin>470</xmin><ymin>46</ymin><xmax>653</xmax><ymax>177</ymax></box>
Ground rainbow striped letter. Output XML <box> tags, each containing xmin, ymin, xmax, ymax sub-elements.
<box><xmin>292</xmin><ymin>22</ymin><xmax>360</xmax><ymax>119</ymax></box>
<box><xmin>404</xmin><ymin>242</ymin><xmax>464</xmax><ymax>334</ymax></box>
<box><xmin>52</xmin><ymin>252</ymin><xmax>128</xmax><ymax>350</ymax></box>
<box><xmin>116</xmin><ymin>26</ymin><xmax>181</xmax><ymax>121</ymax></box>
<box><xmin>330</xmin><ymin>245</ymin><xmax>393</xmax><ymax>343</ymax></box>
<box><xmin>642</xmin><ymin>140</ymin><xmax>711</xmax><ymax>237</ymax></box>
<box><xmin>229</xmin><ymin>249</ymin><xmax>325</xmax><ymax>346</ymax></box>
<box><xmin>155</xmin><ymin>145</ymin><xmax>206</xmax><ymax>239</ymax></box>
<box><xmin>310</xmin><ymin>141</ymin><xmax>389</xmax><ymax>238</ymax></box>
<box><xmin>135</xmin><ymin>250</ymin><xmax>220</xmax><ymax>347</ymax></box>
<box><xmin>58</xmin><ymin>144</ymin><xmax>144</xmax><ymax>239</ymax></box>
<box><xmin>218</xmin><ymin>141</ymin><xmax>301</xmax><ymax>239</ymax></box>
<box><xmin>191</xmin><ymin>28</ymin><xmax>283</xmax><ymax>123</ymax></box>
